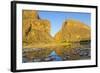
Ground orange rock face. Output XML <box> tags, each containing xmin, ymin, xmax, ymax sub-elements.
<box><xmin>22</xmin><ymin>10</ymin><xmax>38</xmax><ymax>19</ymax></box>
<box><xmin>22</xmin><ymin>10</ymin><xmax>53</xmax><ymax>45</ymax></box>
<box><xmin>54</xmin><ymin>19</ymin><xmax>91</xmax><ymax>42</ymax></box>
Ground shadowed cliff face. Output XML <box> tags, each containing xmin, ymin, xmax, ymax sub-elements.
<box><xmin>54</xmin><ymin>19</ymin><xmax>91</xmax><ymax>43</ymax></box>
<box><xmin>22</xmin><ymin>10</ymin><xmax>53</xmax><ymax>46</ymax></box>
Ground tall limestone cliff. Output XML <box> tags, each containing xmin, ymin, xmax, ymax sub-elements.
<box><xmin>54</xmin><ymin>19</ymin><xmax>91</xmax><ymax>43</ymax></box>
<box><xmin>22</xmin><ymin>10</ymin><xmax>53</xmax><ymax>47</ymax></box>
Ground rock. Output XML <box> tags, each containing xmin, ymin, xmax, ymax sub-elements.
<box><xmin>22</xmin><ymin>10</ymin><xmax>38</xmax><ymax>19</ymax></box>
<box><xmin>54</xmin><ymin>19</ymin><xmax>91</xmax><ymax>42</ymax></box>
<box><xmin>22</xmin><ymin>10</ymin><xmax>53</xmax><ymax>47</ymax></box>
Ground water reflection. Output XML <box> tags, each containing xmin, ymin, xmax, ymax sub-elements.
<box><xmin>22</xmin><ymin>42</ymin><xmax>91</xmax><ymax>63</ymax></box>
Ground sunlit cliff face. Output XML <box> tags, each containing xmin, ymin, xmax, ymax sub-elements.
<box><xmin>22</xmin><ymin>10</ymin><xmax>53</xmax><ymax>45</ymax></box>
<box><xmin>54</xmin><ymin>19</ymin><xmax>91</xmax><ymax>42</ymax></box>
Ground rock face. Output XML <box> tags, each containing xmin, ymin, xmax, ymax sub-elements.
<box><xmin>54</xmin><ymin>19</ymin><xmax>91</xmax><ymax>42</ymax></box>
<box><xmin>23</xmin><ymin>10</ymin><xmax>38</xmax><ymax>19</ymax></box>
<box><xmin>22</xmin><ymin>10</ymin><xmax>53</xmax><ymax>46</ymax></box>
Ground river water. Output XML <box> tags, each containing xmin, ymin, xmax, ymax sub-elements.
<box><xmin>22</xmin><ymin>42</ymin><xmax>91</xmax><ymax>63</ymax></box>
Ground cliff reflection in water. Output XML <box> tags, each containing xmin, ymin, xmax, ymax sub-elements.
<box><xmin>22</xmin><ymin>41</ymin><xmax>91</xmax><ymax>63</ymax></box>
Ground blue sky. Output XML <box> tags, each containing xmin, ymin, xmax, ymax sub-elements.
<box><xmin>38</xmin><ymin>11</ymin><xmax>91</xmax><ymax>37</ymax></box>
